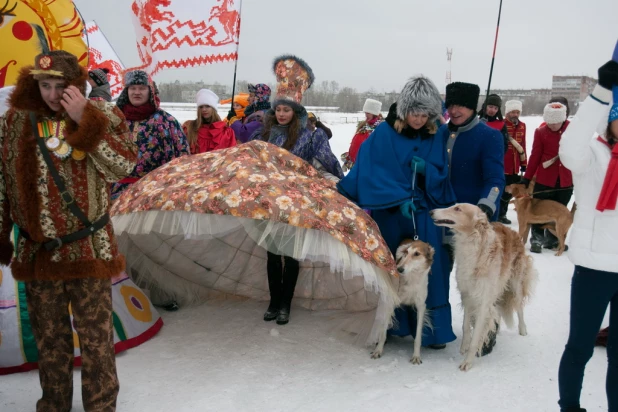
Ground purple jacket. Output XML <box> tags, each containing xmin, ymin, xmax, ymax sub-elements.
<box><xmin>231</xmin><ymin>112</ymin><xmax>265</xmax><ymax>143</ymax></box>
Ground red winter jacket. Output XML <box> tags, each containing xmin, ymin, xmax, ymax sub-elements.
<box><xmin>486</xmin><ymin>119</ymin><xmax>505</xmax><ymax>131</ymax></box>
<box><xmin>504</xmin><ymin>119</ymin><xmax>527</xmax><ymax>175</ymax></box>
<box><xmin>524</xmin><ymin>121</ymin><xmax>573</xmax><ymax>188</ymax></box>
<box><xmin>348</xmin><ymin>117</ymin><xmax>382</xmax><ymax>162</ymax></box>
<box><xmin>183</xmin><ymin>120</ymin><xmax>236</xmax><ymax>155</ymax></box>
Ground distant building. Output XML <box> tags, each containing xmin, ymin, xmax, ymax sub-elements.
<box><xmin>484</xmin><ymin>88</ymin><xmax>552</xmax><ymax>101</ymax></box>
<box><xmin>551</xmin><ymin>75</ymin><xmax>597</xmax><ymax>111</ymax></box>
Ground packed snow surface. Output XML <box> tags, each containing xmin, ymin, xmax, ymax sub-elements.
<box><xmin>1</xmin><ymin>115</ymin><xmax>609</xmax><ymax>412</ymax></box>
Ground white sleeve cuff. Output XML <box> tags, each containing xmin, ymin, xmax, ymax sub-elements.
<box><xmin>591</xmin><ymin>85</ymin><xmax>612</xmax><ymax>104</ymax></box>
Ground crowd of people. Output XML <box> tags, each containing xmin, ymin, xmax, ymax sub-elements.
<box><xmin>0</xmin><ymin>40</ymin><xmax>616</xmax><ymax>412</ymax></box>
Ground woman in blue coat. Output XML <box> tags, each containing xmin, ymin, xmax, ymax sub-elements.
<box><xmin>338</xmin><ymin>76</ymin><xmax>457</xmax><ymax>348</ymax></box>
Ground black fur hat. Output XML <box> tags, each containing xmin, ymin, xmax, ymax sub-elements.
<box><xmin>445</xmin><ymin>82</ymin><xmax>480</xmax><ymax>111</ymax></box>
<box><xmin>485</xmin><ymin>94</ymin><xmax>502</xmax><ymax>107</ymax></box>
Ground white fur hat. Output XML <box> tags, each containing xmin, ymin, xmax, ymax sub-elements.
<box><xmin>196</xmin><ymin>89</ymin><xmax>219</xmax><ymax>108</ymax></box>
<box><xmin>363</xmin><ymin>98</ymin><xmax>382</xmax><ymax>116</ymax></box>
<box><xmin>505</xmin><ymin>100</ymin><xmax>522</xmax><ymax>114</ymax></box>
<box><xmin>543</xmin><ymin>102</ymin><xmax>567</xmax><ymax>124</ymax></box>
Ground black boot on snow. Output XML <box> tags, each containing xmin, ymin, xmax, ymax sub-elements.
<box><xmin>263</xmin><ymin>304</ymin><xmax>279</xmax><ymax>321</ymax></box>
<box><xmin>265</xmin><ymin>252</ymin><xmax>283</xmax><ymax>322</ymax></box>
<box><xmin>276</xmin><ymin>303</ymin><xmax>290</xmax><ymax>325</ymax></box>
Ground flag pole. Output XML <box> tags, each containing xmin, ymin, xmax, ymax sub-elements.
<box><xmin>485</xmin><ymin>0</ymin><xmax>503</xmax><ymax>101</ymax></box>
<box><xmin>229</xmin><ymin>0</ymin><xmax>244</xmax><ymax>105</ymax></box>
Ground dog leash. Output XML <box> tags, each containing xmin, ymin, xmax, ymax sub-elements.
<box><xmin>529</xmin><ymin>187</ymin><xmax>573</xmax><ymax>195</ymax></box>
<box><xmin>411</xmin><ymin>163</ymin><xmax>419</xmax><ymax>241</ymax></box>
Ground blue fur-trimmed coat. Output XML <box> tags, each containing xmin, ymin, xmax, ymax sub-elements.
<box><xmin>337</xmin><ymin>121</ymin><xmax>458</xmax><ymax>345</ymax></box>
<box><xmin>441</xmin><ymin>118</ymin><xmax>506</xmax><ymax>219</ymax></box>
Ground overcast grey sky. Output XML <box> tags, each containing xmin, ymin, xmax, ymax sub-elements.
<box><xmin>74</xmin><ymin>0</ymin><xmax>618</xmax><ymax>93</ymax></box>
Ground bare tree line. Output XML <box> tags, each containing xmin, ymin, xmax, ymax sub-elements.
<box><xmin>156</xmin><ymin>80</ymin><xmax>560</xmax><ymax>115</ymax></box>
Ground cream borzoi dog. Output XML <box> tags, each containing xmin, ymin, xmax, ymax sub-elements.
<box><xmin>371</xmin><ymin>239</ymin><xmax>434</xmax><ymax>365</ymax></box>
<box><xmin>431</xmin><ymin>204</ymin><xmax>537</xmax><ymax>371</ymax></box>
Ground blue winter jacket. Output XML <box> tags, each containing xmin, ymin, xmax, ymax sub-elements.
<box><xmin>441</xmin><ymin>117</ymin><xmax>505</xmax><ymax>220</ymax></box>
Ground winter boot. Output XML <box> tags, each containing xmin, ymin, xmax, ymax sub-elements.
<box><xmin>264</xmin><ymin>252</ymin><xmax>283</xmax><ymax>321</ymax></box>
<box><xmin>530</xmin><ymin>243</ymin><xmax>542</xmax><ymax>253</ymax></box>
<box><xmin>530</xmin><ymin>224</ymin><xmax>545</xmax><ymax>254</ymax></box>
<box><xmin>276</xmin><ymin>303</ymin><xmax>291</xmax><ymax>325</ymax></box>
<box><xmin>276</xmin><ymin>257</ymin><xmax>300</xmax><ymax>325</ymax></box>
<box><xmin>498</xmin><ymin>215</ymin><xmax>511</xmax><ymax>224</ymax></box>
<box><xmin>561</xmin><ymin>408</ymin><xmax>587</xmax><ymax>412</ymax></box>
<box><xmin>596</xmin><ymin>327</ymin><xmax>609</xmax><ymax>347</ymax></box>
<box><xmin>543</xmin><ymin>229</ymin><xmax>561</xmax><ymax>250</ymax></box>
<box><xmin>428</xmin><ymin>344</ymin><xmax>447</xmax><ymax>350</ymax></box>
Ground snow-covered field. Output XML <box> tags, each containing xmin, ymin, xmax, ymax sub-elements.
<box><xmin>1</xmin><ymin>116</ymin><xmax>610</xmax><ymax>412</ymax></box>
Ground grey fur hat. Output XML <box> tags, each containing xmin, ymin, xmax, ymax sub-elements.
<box><xmin>396</xmin><ymin>75</ymin><xmax>443</xmax><ymax>123</ymax></box>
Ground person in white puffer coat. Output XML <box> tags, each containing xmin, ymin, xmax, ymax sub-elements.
<box><xmin>557</xmin><ymin>59</ymin><xmax>618</xmax><ymax>412</ymax></box>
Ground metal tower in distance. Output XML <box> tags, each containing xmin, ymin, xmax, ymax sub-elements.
<box><xmin>446</xmin><ymin>48</ymin><xmax>453</xmax><ymax>85</ymax></box>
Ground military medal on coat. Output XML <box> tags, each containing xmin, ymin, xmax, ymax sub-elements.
<box><xmin>36</xmin><ymin>119</ymin><xmax>85</xmax><ymax>160</ymax></box>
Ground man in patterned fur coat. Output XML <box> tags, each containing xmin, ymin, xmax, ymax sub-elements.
<box><xmin>0</xmin><ymin>45</ymin><xmax>137</xmax><ymax>411</ymax></box>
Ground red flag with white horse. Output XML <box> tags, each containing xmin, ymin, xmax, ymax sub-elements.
<box><xmin>130</xmin><ymin>0</ymin><xmax>241</xmax><ymax>76</ymax></box>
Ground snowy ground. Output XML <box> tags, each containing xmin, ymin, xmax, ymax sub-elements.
<box><xmin>1</xmin><ymin>116</ymin><xmax>610</xmax><ymax>412</ymax></box>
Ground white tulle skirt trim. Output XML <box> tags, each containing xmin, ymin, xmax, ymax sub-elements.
<box><xmin>112</xmin><ymin>211</ymin><xmax>399</xmax><ymax>345</ymax></box>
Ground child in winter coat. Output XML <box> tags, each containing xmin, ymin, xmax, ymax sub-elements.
<box><xmin>557</xmin><ymin>59</ymin><xmax>618</xmax><ymax>412</ymax></box>
<box><xmin>183</xmin><ymin>89</ymin><xmax>236</xmax><ymax>155</ymax></box>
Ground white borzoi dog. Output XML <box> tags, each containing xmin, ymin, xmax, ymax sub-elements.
<box><xmin>431</xmin><ymin>204</ymin><xmax>537</xmax><ymax>371</ymax></box>
<box><xmin>371</xmin><ymin>239</ymin><xmax>434</xmax><ymax>365</ymax></box>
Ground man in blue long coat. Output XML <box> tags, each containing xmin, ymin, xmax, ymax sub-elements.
<box><xmin>441</xmin><ymin>81</ymin><xmax>506</xmax><ymax>354</ymax></box>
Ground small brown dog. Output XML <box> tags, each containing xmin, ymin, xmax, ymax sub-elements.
<box><xmin>505</xmin><ymin>184</ymin><xmax>574</xmax><ymax>256</ymax></box>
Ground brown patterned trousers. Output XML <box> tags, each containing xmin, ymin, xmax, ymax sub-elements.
<box><xmin>25</xmin><ymin>278</ymin><xmax>119</xmax><ymax>412</ymax></box>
